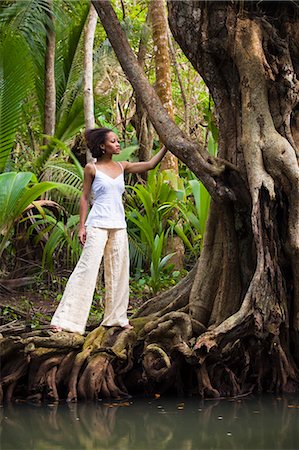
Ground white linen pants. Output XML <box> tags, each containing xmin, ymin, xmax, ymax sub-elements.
<box><xmin>51</xmin><ymin>227</ymin><xmax>130</xmax><ymax>334</ymax></box>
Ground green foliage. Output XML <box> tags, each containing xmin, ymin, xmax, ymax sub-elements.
<box><xmin>0</xmin><ymin>31</ymin><xmax>34</xmax><ymax>171</ymax></box>
<box><xmin>189</xmin><ymin>178</ymin><xmax>210</xmax><ymax>240</ymax></box>
<box><xmin>125</xmin><ymin>165</ymin><xmax>211</xmax><ymax>292</ymax></box>
<box><xmin>125</xmin><ymin>167</ymin><xmax>179</xmax><ymax>292</ymax></box>
<box><xmin>130</xmin><ymin>267</ymin><xmax>182</xmax><ymax>300</ymax></box>
<box><xmin>0</xmin><ymin>0</ymin><xmax>91</xmax><ymax>171</ymax></box>
<box><xmin>28</xmin><ymin>213</ymin><xmax>81</xmax><ymax>271</ymax></box>
<box><xmin>126</xmin><ymin>163</ymin><xmax>213</xmax><ymax>282</ymax></box>
<box><xmin>149</xmin><ymin>232</ymin><xmax>175</xmax><ymax>294</ymax></box>
<box><xmin>1</xmin><ymin>306</ymin><xmax>22</xmax><ymax>322</ymax></box>
<box><xmin>42</xmin><ymin>161</ymin><xmax>82</xmax><ymax>214</ymax></box>
<box><xmin>88</xmin><ymin>294</ymin><xmax>104</xmax><ymax>325</ymax></box>
<box><xmin>0</xmin><ymin>0</ymin><xmax>52</xmax><ymax>37</ymax></box>
<box><xmin>54</xmin><ymin>3</ymin><xmax>89</xmax><ymax>142</ymax></box>
<box><xmin>0</xmin><ymin>298</ymin><xmax>51</xmax><ymax>329</ymax></box>
<box><xmin>0</xmin><ymin>171</ymin><xmax>65</xmax><ymax>259</ymax></box>
<box><xmin>126</xmin><ymin>167</ymin><xmax>176</xmax><ymax>266</ymax></box>
<box><xmin>38</xmin><ymin>137</ymin><xmax>84</xmax><ymax>214</ymax></box>
<box><xmin>167</xmin><ymin>171</ymin><xmax>212</xmax><ymax>258</ymax></box>
<box><xmin>0</xmin><ymin>0</ymin><xmax>220</xmax><ymax>302</ymax></box>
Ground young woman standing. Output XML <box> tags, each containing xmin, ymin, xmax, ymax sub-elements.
<box><xmin>51</xmin><ymin>128</ymin><xmax>167</xmax><ymax>334</ymax></box>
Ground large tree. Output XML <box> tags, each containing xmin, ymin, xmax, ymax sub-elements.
<box><xmin>90</xmin><ymin>0</ymin><xmax>299</xmax><ymax>395</ymax></box>
<box><xmin>1</xmin><ymin>0</ymin><xmax>298</xmax><ymax>402</ymax></box>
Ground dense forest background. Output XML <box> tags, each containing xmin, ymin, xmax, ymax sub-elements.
<box><xmin>0</xmin><ymin>0</ymin><xmax>214</xmax><ymax>328</ymax></box>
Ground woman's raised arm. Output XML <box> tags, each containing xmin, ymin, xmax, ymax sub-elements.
<box><xmin>121</xmin><ymin>146</ymin><xmax>167</xmax><ymax>174</ymax></box>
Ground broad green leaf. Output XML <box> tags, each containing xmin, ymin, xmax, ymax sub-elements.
<box><xmin>0</xmin><ymin>171</ymin><xmax>66</xmax><ymax>258</ymax></box>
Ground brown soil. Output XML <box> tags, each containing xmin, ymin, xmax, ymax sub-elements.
<box><xmin>0</xmin><ymin>289</ymin><xmax>146</xmax><ymax>333</ymax></box>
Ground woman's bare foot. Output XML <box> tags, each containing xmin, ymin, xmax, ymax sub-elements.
<box><xmin>122</xmin><ymin>324</ymin><xmax>133</xmax><ymax>330</ymax></box>
<box><xmin>50</xmin><ymin>325</ymin><xmax>63</xmax><ymax>332</ymax></box>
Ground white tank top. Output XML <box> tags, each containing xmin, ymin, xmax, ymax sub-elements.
<box><xmin>85</xmin><ymin>162</ymin><xmax>126</xmax><ymax>229</ymax></box>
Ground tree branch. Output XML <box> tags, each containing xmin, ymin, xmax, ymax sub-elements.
<box><xmin>92</xmin><ymin>0</ymin><xmax>236</xmax><ymax>201</ymax></box>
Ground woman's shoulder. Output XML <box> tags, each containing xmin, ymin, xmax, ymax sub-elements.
<box><xmin>118</xmin><ymin>161</ymin><xmax>129</xmax><ymax>171</ymax></box>
<box><xmin>84</xmin><ymin>162</ymin><xmax>96</xmax><ymax>178</ymax></box>
<box><xmin>85</xmin><ymin>162</ymin><xmax>96</xmax><ymax>172</ymax></box>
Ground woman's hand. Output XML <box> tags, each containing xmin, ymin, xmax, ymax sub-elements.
<box><xmin>78</xmin><ymin>226</ymin><xmax>87</xmax><ymax>245</ymax></box>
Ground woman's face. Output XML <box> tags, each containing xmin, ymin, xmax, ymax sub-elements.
<box><xmin>103</xmin><ymin>132</ymin><xmax>121</xmax><ymax>156</ymax></box>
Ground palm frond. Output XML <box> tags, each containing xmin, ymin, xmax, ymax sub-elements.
<box><xmin>39</xmin><ymin>214</ymin><xmax>81</xmax><ymax>271</ymax></box>
<box><xmin>0</xmin><ymin>0</ymin><xmax>52</xmax><ymax>38</ymax></box>
<box><xmin>127</xmin><ymin>232</ymin><xmax>147</xmax><ymax>270</ymax></box>
<box><xmin>55</xmin><ymin>96</ymin><xmax>85</xmax><ymax>142</ymax></box>
<box><xmin>41</xmin><ymin>160</ymin><xmax>83</xmax><ymax>214</ymax></box>
<box><xmin>54</xmin><ymin>4</ymin><xmax>89</xmax><ymax>138</ymax></box>
<box><xmin>34</xmin><ymin>135</ymin><xmax>83</xmax><ymax>180</ymax></box>
<box><xmin>0</xmin><ymin>31</ymin><xmax>34</xmax><ymax>172</ymax></box>
<box><xmin>1</xmin><ymin>0</ymin><xmax>52</xmax><ymax>123</ymax></box>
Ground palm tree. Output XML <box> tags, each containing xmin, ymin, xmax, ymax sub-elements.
<box><xmin>0</xmin><ymin>0</ymin><xmax>90</xmax><ymax>173</ymax></box>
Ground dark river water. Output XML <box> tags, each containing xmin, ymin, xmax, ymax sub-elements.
<box><xmin>1</xmin><ymin>395</ymin><xmax>298</xmax><ymax>450</ymax></box>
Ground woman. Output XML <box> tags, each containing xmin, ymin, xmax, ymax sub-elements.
<box><xmin>51</xmin><ymin>127</ymin><xmax>167</xmax><ymax>334</ymax></box>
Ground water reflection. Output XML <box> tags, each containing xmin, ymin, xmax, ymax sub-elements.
<box><xmin>1</xmin><ymin>395</ymin><xmax>298</xmax><ymax>449</ymax></box>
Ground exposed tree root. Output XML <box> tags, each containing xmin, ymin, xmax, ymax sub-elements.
<box><xmin>1</xmin><ymin>191</ymin><xmax>297</xmax><ymax>403</ymax></box>
<box><xmin>0</xmin><ymin>301</ymin><xmax>298</xmax><ymax>403</ymax></box>
<box><xmin>196</xmin><ymin>363</ymin><xmax>220</xmax><ymax>398</ymax></box>
<box><xmin>0</xmin><ymin>356</ymin><xmax>30</xmax><ymax>403</ymax></box>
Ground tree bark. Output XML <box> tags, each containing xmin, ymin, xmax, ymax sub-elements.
<box><xmin>43</xmin><ymin>0</ymin><xmax>56</xmax><ymax>144</ymax></box>
<box><xmin>149</xmin><ymin>0</ymin><xmax>178</xmax><ymax>173</ymax></box>
<box><xmin>83</xmin><ymin>3</ymin><xmax>98</xmax><ymax>163</ymax></box>
<box><xmin>132</xmin><ymin>11</ymin><xmax>154</xmax><ymax>163</ymax></box>
<box><xmin>167</xmin><ymin>0</ymin><xmax>299</xmax><ymax>391</ymax></box>
<box><xmin>167</xmin><ymin>29</ymin><xmax>190</xmax><ymax>137</ymax></box>
<box><xmin>149</xmin><ymin>0</ymin><xmax>185</xmax><ymax>270</ymax></box>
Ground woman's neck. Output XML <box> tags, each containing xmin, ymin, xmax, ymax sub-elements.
<box><xmin>97</xmin><ymin>155</ymin><xmax>113</xmax><ymax>164</ymax></box>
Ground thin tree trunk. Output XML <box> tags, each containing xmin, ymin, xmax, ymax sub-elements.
<box><xmin>43</xmin><ymin>0</ymin><xmax>56</xmax><ymax>144</ymax></box>
<box><xmin>149</xmin><ymin>0</ymin><xmax>178</xmax><ymax>172</ymax></box>
<box><xmin>84</xmin><ymin>3</ymin><xmax>98</xmax><ymax>163</ymax></box>
<box><xmin>133</xmin><ymin>11</ymin><xmax>154</xmax><ymax>163</ymax></box>
<box><xmin>167</xmin><ymin>29</ymin><xmax>189</xmax><ymax>137</ymax></box>
<box><xmin>149</xmin><ymin>0</ymin><xmax>185</xmax><ymax>269</ymax></box>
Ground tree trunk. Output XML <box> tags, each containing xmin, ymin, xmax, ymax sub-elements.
<box><xmin>43</xmin><ymin>0</ymin><xmax>56</xmax><ymax>144</ymax></box>
<box><xmin>1</xmin><ymin>1</ymin><xmax>298</xmax><ymax>403</ymax></box>
<box><xmin>166</xmin><ymin>0</ymin><xmax>299</xmax><ymax>394</ymax></box>
<box><xmin>167</xmin><ymin>29</ymin><xmax>190</xmax><ymax>137</ymax></box>
<box><xmin>84</xmin><ymin>4</ymin><xmax>97</xmax><ymax>132</ymax></box>
<box><xmin>83</xmin><ymin>4</ymin><xmax>98</xmax><ymax>151</ymax></box>
<box><xmin>132</xmin><ymin>12</ymin><xmax>154</xmax><ymax>164</ymax></box>
<box><xmin>149</xmin><ymin>0</ymin><xmax>185</xmax><ymax>270</ymax></box>
<box><xmin>83</xmin><ymin>3</ymin><xmax>97</xmax><ymax>164</ymax></box>
<box><xmin>149</xmin><ymin>0</ymin><xmax>177</xmax><ymax>173</ymax></box>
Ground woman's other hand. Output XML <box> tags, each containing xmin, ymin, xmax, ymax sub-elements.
<box><xmin>79</xmin><ymin>226</ymin><xmax>87</xmax><ymax>245</ymax></box>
